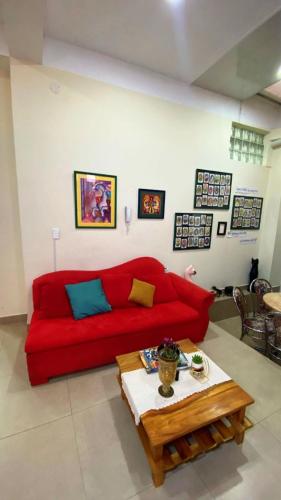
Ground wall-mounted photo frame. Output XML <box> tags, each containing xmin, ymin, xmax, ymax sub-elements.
<box><xmin>138</xmin><ymin>189</ymin><xmax>165</xmax><ymax>219</ymax></box>
<box><xmin>231</xmin><ymin>195</ymin><xmax>263</xmax><ymax>230</ymax></box>
<box><xmin>217</xmin><ymin>221</ymin><xmax>227</xmax><ymax>236</ymax></box>
<box><xmin>194</xmin><ymin>169</ymin><xmax>232</xmax><ymax>210</ymax></box>
<box><xmin>74</xmin><ymin>171</ymin><xmax>117</xmax><ymax>228</ymax></box>
<box><xmin>173</xmin><ymin>212</ymin><xmax>213</xmax><ymax>250</ymax></box>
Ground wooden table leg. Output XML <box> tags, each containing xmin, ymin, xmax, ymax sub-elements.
<box><xmin>150</xmin><ymin>444</ymin><xmax>164</xmax><ymax>487</ymax></box>
<box><xmin>229</xmin><ymin>408</ymin><xmax>246</xmax><ymax>444</ymax></box>
<box><xmin>152</xmin><ymin>470</ymin><xmax>164</xmax><ymax>487</ymax></box>
<box><xmin>116</xmin><ymin>373</ymin><xmax>126</xmax><ymax>400</ymax></box>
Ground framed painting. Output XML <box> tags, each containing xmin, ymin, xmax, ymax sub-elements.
<box><xmin>173</xmin><ymin>212</ymin><xmax>213</xmax><ymax>250</ymax></box>
<box><xmin>217</xmin><ymin>221</ymin><xmax>227</xmax><ymax>236</ymax></box>
<box><xmin>138</xmin><ymin>189</ymin><xmax>165</xmax><ymax>219</ymax></box>
<box><xmin>231</xmin><ymin>195</ymin><xmax>263</xmax><ymax>230</ymax></box>
<box><xmin>74</xmin><ymin>171</ymin><xmax>117</xmax><ymax>228</ymax></box>
<box><xmin>194</xmin><ymin>169</ymin><xmax>232</xmax><ymax>210</ymax></box>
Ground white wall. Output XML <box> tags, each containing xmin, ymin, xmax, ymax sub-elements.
<box><xmin>9</xmin><ymin>60</ymin><xmax>271</xmax><ymax>317</ymax></box>
<box><xmin>259</xmin><ymin>130</ymin><xmax>281</xmax><ymax>285</ymax></box>
<box><xmin>0</xmin><ymin>65</ymin><xmax>25</xmax><ymax>317</ymax></box>
<box><xmin>44</xmin><ymin>38</ymin><xmax>281</xmax><ymax>130</ymax></box>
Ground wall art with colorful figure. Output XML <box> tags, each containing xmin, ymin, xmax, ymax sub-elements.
<box><xmin>138</xmin><ymin>189</ymin><xmax>165</xmax><ymax>219</ymax></box>
<box><xmin>74</xmin><ymin>171</ymin><xmax>117</xmax><ymax>228</ymax></box>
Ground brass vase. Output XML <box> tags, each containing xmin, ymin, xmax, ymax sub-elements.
<box><xmin>158</xmin><ymin>352</ymin><xmax>179</xmax><ymax>398</ymax></box>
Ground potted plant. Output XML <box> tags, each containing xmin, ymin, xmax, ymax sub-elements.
<box><xmin>157</xmin><ymin>337</ymin><xmax>180</xmax><ymax>398</ymax></box>
<box><xmin>191</xmin><ymin>353</ymin><xmax>204</xmax><ymax>373</ymax></box>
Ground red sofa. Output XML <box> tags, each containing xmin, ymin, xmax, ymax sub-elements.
<box><xmin>25</xmin><ymin>257</ymin><xmax>214</xmax><ymax>385</ymax></box>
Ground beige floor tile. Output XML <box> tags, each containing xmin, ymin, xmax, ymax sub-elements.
<box><xmin>67</xmin><ymin>364</ymin><xmax>120</xmax><ymax>413</ymax></box>
<box><xmin>260</xmin><ymin>408</ymin><xmax>281</xmax><ymax>443</ymax></box>
<box><xmin>73</xmin><ymin>397</ymin><xmax>152</xmax><ymax>499</ymax></box>
<box><xmin>0</xmin><ymin>322</ymin><xmax>28</xmax><ymax>378</ymax></box>
<box><xmin>0</xmin><ymin>416</ymin><xmax>85</xmax><ymax>500</ymax></box>
<box><xmin>2</xmin><ymin>318</ymin><xmax>281</xmax><ymax>499</ymax></box>
<box><xmin>201</xmin><ymin>322</ymin><xmax>281</xmax><ymax>422</ymax></box>
<box><xmin>0</xmin><ymin>376</ymin><xmax>71</xmax><ymax>438</ymax></box>
<box><xmin>131</xmin><ymin>465</ymin><xmax>212</xmax><ymax>500</ymax></box>
<box><xmin>192</xmin><ymin>424</ymin><xmax>281</xmax><ymax>500</ymax></box>
<box><xmin>216</xmin><ymin>316</ymin><xmax>241</xmax><ymax>341</ymax></box>
<box><xmin>0</xmin><ymin>323</ymin><xmax>72</xmax><ymax>438</ymax></box>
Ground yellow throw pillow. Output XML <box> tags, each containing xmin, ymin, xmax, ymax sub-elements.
<box><xmin>129</xmin><ymin>278</ymin><xmax>156</xmax><ymax>308</ymax></box>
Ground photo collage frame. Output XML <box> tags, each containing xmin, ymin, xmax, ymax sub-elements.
<box><xmin>194</xmin><ymin>169</ymin><xmax>232</xmax><ymax>210</ymax></box>
<box><xmin>231</xmin><ymin>195</ymin><xmax>263</xmax><ymax>230</ymax></box>
<box><xmin>173</xmin><ymin>212</ymin><xmax>213</xmax><ymax>250</ymax></box>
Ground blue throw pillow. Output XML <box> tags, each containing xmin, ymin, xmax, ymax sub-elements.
<box><xmin>65</xmin><ymin>279</ymin><xmax>111</xmax><ymax>320</ymax></box>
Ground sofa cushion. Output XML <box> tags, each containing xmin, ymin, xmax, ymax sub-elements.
<box><xmin>26</xmin><ymin>301</ymin><xmax>199</xmax><ymax>354</ymax></box>
<box><xmin>129</xmin><ymin>278</ymin><xmax>155</xmax><ymax>307</ymax></box>
<box><xmin>101</xmin><ymin>274</ymin><xmax>135</xmax><ymax>308</ymax></box>
<box><xmin>38</xmin><ymin>282</ymin><xmax>73</xmax><ymax>319</ymax></box>
<box><xmin>65</xmin><ymin>279</ymin><xmax>111</xmax><ymax>320</ymax></box>
<box><xmin>135</xmin><ymin>274</ymin><xmax>178</xmax><ymax>304</ymax></box>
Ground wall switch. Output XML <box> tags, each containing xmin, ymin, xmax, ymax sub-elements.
<box><xmin>52</xmin><ymin>227</ymin><xmax>60</xmax><ymax>240</ymax></box>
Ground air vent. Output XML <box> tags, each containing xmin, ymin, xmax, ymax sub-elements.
<box><xmin>270</xmin><ymin>138</ymin><xmax>281</xmax><ymax>149</ymax></box>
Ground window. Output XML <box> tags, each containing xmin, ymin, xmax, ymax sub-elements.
<box><xmin>230</xmin><ymin>123</ymin><xmax>266</xmax><ymax>165</ymax></box>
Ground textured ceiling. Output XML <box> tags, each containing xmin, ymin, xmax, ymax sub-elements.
<box><xmin>1</xmin><ymin>0</ymin><xmax>281</xmax><ymax>99</ymax></box>
<box><xmin>195</xmin><ymin>10</ymin><xmax>281</xmax><ymax>100</ymax></box>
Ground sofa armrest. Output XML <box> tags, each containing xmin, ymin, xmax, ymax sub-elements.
<box><xmin>168</xmin><ymin>272</ymin><xmax>215</xmax><ymax>312</ymax></box>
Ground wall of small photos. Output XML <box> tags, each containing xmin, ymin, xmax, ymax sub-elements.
<box><xmin>173</xmin><ymin>168</ymin><xmax>263</xmax><ymax>252</ymax></box>
<box><xmin>174</xmin><ymin>213</ymin><xmax>213</xmax><ymax>250</ymax></box>
<box><xmin>231</xmin><ymin>196</ymin><xmax>263</xmax><ymax>230</ymax></box>
<box><xmin>194</xmin><ymin>169</ymin><xmax>232</xmax><ymax>210</ymax></box>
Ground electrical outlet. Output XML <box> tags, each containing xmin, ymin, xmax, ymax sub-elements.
<box><xmin>52</xmin><ymin>227</ymin><xmax>60</xmax><ymax>240</ymax></box>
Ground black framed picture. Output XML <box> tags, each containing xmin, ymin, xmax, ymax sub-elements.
<box><xmin>194</xmin><ymin>169</ymin><xmax>232</xmax><ymax>210</ymax></box>
<box><xmin>217</xmin><ymin>222</ymin><xmax>227</xmax><ymax>236</ymax></box>
<box><xmin>173</xmin><ymin>212</ymin><xmax>213</xmax><ymax>250</ymax></box>
<box><xmin>231</xmin><ymin>195</ymin><xmax>263</xmax><ymax>230</ymax></box>
<box><xmin>138</xmin><ymin>189</ymin><xmax>165</xmax><ymax>219</ymax></box>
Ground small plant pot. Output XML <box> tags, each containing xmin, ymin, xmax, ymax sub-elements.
<box><xmin>191</xmin><ymin>354</ymin><xmax>204</xmax><ymax>373</ymax></box>
<box><xmin>191</xmin><ymin>361</ymin><xmax>204</xmax><ymax>373</ymax></box>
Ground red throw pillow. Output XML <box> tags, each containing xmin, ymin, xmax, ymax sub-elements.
<box><xmin>38</xmin><ymin>283</ymin><xmax>73</xmax><ymax>319</ymax></box>
<box><xmin>134</xmin><ymin>274</ymin><xmax>178</xmax><ymax>304</ymax></box>
<box><xmin>102</xmin><ymin>274</ymin><xmax>136</xmax><ymax>308</ymax></box>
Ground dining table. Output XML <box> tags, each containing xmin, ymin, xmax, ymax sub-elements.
<box><xmin>263</xmin><ymin>292</ymin><xmax>281</xmax><ymax>312</ymax></box>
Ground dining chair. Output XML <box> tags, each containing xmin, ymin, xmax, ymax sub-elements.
<box><xmin>233</xmin><ymin>286</ymin><xmax>267</xmax><ymax>352</ymax></box>
<box><xmin>249</xmin><ymin>278</ymin><xmax>273</xmax><ymax>316</ymax></box>
<box><xmin>265</xmin><ymin>311</ymin><xmax>281</xmax><ymax>365</ymax></box>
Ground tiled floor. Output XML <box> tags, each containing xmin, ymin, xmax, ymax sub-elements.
<box><xmin>216</xmin><ymin>316</ymin><xmax>241</xmax><ymax>341</ymax></box>
<box><xmin>1</xmin><ymin>320</ymin><xmax>281</xmax><ymax>499</ymax></box>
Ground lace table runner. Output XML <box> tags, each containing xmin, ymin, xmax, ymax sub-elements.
<box><xmin>121</xmin><ymin>351</ymin><xmax>231</xmax><ymax>425</ymax></box>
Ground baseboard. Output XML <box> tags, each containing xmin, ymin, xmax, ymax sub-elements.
<box><xmin>0</xmin><ymin>313</ymin><xmax>27</xmax><ymax>324</ymax></box>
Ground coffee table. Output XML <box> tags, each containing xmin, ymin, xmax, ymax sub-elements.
<box><xmin>116</xmin><ymin>338</ymin><xmax>254</xmax><ymax>487</ymax></box>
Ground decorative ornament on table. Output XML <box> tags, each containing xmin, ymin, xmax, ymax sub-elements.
<box><xmin>190</xmin><ymin>352</ymin><xmax>209</xmax><ymax>381</ymax></box>
<box><xmin>184</xmin><ymin>265</ymin><xmax>197</xmax><ymax>281</ymax></box>
<box><xmin>157</xmin><ymin>337</ymin><xmax>180</xmax><ymax>398</ymax></box>
<box><xmin>191</xmin><ymin>353</ymin><xmax>204</xmax><ymax>372</ymax></box>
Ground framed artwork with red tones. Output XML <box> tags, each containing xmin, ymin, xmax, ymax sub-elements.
<box><xmin>74</xmin><ymin>171</ymin><xmax>117</xmax><ymax>228</ymax></box>
<box><xmin>138</xmin><ymin>189</ymin><xmax>166</xmax><ymax>219</ymax></box>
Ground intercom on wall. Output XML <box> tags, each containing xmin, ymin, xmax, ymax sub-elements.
<box><xmin>125</xmin><ymin>207</ymin><xmax>132</xmax><ymax>224</ymax></box>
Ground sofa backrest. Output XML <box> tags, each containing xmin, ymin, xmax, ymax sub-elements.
<box><xmin>33</xmin><ymin>257</ymin><xmax>178</xmax><ymax>319</ymax></box>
